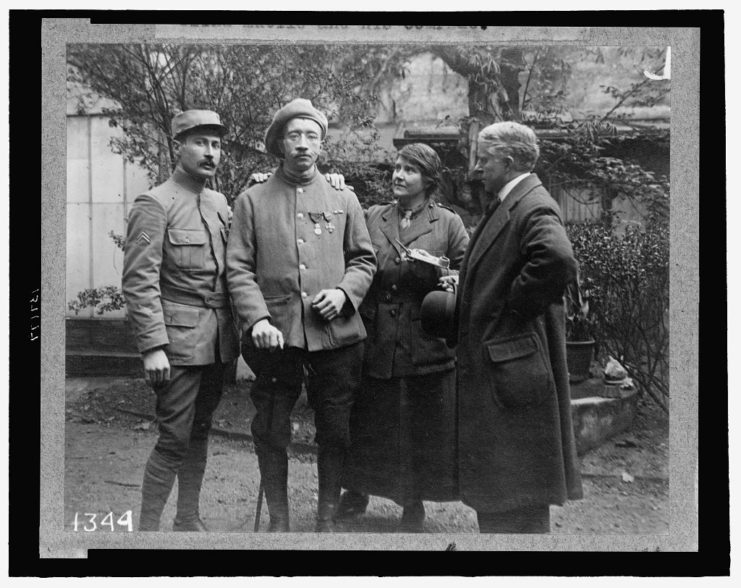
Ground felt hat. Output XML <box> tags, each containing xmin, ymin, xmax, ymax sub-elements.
<box><xmin>171</xmin><ymin>110</ymin><xmax>227</xmax><ymax>139</ymax></box>
<box><xmin>420</xmin><ymin>289</ymin><xmax>457</xmax><ymax>341</ymax></box>
<box><xmin>264</xmin><ymin>98</ymin><xmax>328</xmax><ymax>158</ymax></box>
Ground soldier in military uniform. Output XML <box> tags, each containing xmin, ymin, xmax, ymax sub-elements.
<box><xmin>226</xmin><ymin>98</ymin><xmax>376</xmax><ymax>532</ymax></box>
<box><xmin>122</xmin><ymin>110</ymin><xmax>239</xmax><ymax>532</ymax></box>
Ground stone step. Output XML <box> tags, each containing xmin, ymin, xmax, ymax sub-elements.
<box><xmin>66</xmin><ymin>350</ymin><xmax>142</xmax><ymax>377</ymax></box>
<box><xmin>570</xmin><ymin>378</ymin><xmax>640</xmax><ymax>455</ymax></box>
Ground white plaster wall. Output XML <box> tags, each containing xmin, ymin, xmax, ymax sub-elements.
<box><xmin>66</xmin><ymin>114</ymin><xmax>151</xmax><ymax>318</ymax></box>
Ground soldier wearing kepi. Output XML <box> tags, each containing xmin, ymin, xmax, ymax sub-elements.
<box><xmin>227</xmin><ymin>98</ymin><xmax>375</xmax><ymax>532</ymax></box>
<box><xmin>122</xmin><ymin>110</ymin><xmax>239</xmax><ymax>532</ymax></box>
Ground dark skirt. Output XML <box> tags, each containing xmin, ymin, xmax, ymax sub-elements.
<box><xmin>342</xmin><ymin>369</ymin><xmax>458</xmax><ymax>504</ymax></box>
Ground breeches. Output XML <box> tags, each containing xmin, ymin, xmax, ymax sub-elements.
<box><xmin>246</xmin><ymin>343</ymin><xmax>364</xmax><ymax>452</ymax></box>
<box><xmin>152</xmin><ymin>362</ymin><xmax>226</xmax><ymax>466</ymax></box>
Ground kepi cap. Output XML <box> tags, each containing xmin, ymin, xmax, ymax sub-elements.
<box><xmin>171</xmin><ymin>110</ymin><xmax>227</xmax><ymax>139</ymax></box>
<box><xmin>264</xmin><ymin>98</ymin><xmax>328</xmax><ymax>158</ymax></box>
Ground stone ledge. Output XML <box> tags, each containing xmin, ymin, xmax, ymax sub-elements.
<box><xmin>570</xmin><ymin>382</ymin><xmax>640</xmax><ymax>455</ymax></box>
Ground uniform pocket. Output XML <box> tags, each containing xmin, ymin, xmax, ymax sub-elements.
<box><xmin>484</xmin><ymin>332</ymin><xmax>554</xmax><ymax>408</ymax></box>
<box><xmin>167</xmin><ymin>228</ymin><xmax>208</xmax><ymax>270</ymax></box>
<box><xmin>162</xmin><ymin>299</ymin><xmax>200</xmax><ymax>359</ymax></box>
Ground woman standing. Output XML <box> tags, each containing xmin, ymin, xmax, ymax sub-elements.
<box><xmin>339</xmin><ymin>143</ymin><xmax>469</xmax><ymax>531</ymax></box>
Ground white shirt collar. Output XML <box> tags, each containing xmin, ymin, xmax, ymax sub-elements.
<box><xmin>498</xmin><ymin>172</ymin><xmax>531</xmax><ymax>203</ymax></box>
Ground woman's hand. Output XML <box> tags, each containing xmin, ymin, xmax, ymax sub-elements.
<box><xmin>437</xmin><ymin>273</ymin><xmax>459</xmax><ymax>293</ymax></box>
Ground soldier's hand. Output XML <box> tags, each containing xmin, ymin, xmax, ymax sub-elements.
<box><xmin>248</xmin><ymin>172</ymin><xmax>272</xmax><ymax>186</ymax></box>
<box><xmin>311</xmin><ymin>289</ymin><xmax>347</xmax><ymax>321</ymax></box>
<box><xmin>251</xmin><ymin>318</ymin><xmax>284</xmax><ymax>351</ymax></box>
<box><xmin>325</xmin><ymin>173</ymin><xmax>353</xmax><ymax>191</ymax></box>
<box><xmin>142</xmin><ymin>348</ymin><xmax>171</xmax><ymax>387</ymax></box>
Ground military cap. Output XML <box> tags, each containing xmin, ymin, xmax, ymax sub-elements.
<box><xmin>171</xmin><ymin>109</ymin><xmax>227</xmax><ymax>139</ymax></box>
<box><xmin>264</xmin><ymin>98</ymin><xmax>328</xmax><ymax>158</ymax></box>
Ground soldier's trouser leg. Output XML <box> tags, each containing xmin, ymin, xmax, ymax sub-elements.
<box><xmin>139</xmin><ymin>365</ymin><xmax>220</xmax><ymax>531</ymax></box>
<box><xmin>248</xmin><ymin>348</ymin><xmax>304</xmax><ymax>532</ymax></box>
<box><xmin>175</xmin><ymin>361</ymin><xmax>225</xmax><ymax>529</ymax></box>
<box><xmin>306</xmin><ymin>343</ymin><xmax>364</xmax><ymax>531</ymax></box>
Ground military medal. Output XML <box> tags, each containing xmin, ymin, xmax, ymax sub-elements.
<box><xmin>326</xmin><ymin>222</ymin><xmax>335</xmax><ymax>233</ymax></box>
<box><xmin>314</xmin><ymin>223</ymin><xmax>322</xmax><ymax>235</ymax></box>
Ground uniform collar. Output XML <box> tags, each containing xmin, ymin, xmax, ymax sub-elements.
<box><xmin>277</xmin><ymin>164</ymin><xmax>319</xmax><ymax>186</ymax></box>
<box><xmin>171</xmin><ymin>167</ymin><xmax>208</xmax><ymax>194</ymax></box>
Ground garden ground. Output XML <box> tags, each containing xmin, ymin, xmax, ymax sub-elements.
<box><xmin>64</xmin><ymin>376</ymin><xmax>669</xmax><ymax>536</ymax></box>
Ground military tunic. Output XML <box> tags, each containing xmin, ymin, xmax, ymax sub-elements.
<box><xmin>342</xmin><ymin>200</ymin><xmax>469</xmax><ymax>504</ymax></box>
<box><xmin>227</xmin><ymin>166</ymin><xmax>375</xmax><ymax>351</ymax></box>
<box><xmin>226</xmin><ymin>166</ymin><xmax>375</xmax><ymax>452</ymax></box>
<box><xmin>123</xmin><ymin>167</ymin><xmax>239</xmax><ymax>365</ymax></box>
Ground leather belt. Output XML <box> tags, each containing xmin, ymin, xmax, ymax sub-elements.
<box><xmin>161</xmin><ymin>284</ymin><xmax>229</xmax><ymax>309</ymax></box>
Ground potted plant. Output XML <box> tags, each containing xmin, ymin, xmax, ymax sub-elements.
<box><xmin>564</xmin><ymin>275</ymin><xmax>596</xmax><ymax>383</ymax></box>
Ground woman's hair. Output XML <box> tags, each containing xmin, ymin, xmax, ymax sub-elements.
<box><xmin>397</xmin><ymin>143</ymin><xmax>443</xmax><ymax>197</ymax></box>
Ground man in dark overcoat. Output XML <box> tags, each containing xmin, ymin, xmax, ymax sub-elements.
<box><xmin>452</xmin><ymin>121</ymin><xmax>583</xmax><ymax>533</ymax></box>
<box><xmin>226</xmin><ymin>98</ymin><xmax>375</xmax><ymax>532</ymax></box>
<box><xmin>122</xmin><ymin>110</ymin><xmax>240</xmax><ymax>531</ymax></box>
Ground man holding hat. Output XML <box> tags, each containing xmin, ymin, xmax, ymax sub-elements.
<box><xmin>123</xmin><ymin>109</ymin><xmax>239</xmax><ymax>531</ymax></box>
<box><xmin>227</xmin><ymin>98</ymin><xmax>375</xmax><ymax>532</ymax></box>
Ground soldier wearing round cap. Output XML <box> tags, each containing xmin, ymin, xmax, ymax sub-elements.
<box><xmin>122</xmin><ymin>109</ymin><xmax>239</xmax><ymax>531</ymax></box>
<box><xmin>227</xmin><ymin>98</ymin><xmax>376</xmax><ymax>532</ymax></box>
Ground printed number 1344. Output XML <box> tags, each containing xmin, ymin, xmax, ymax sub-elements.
<box><xmin>73</xmin><ymin>511</ymin><xmax>133</xmax><ymax>532</ymax></box>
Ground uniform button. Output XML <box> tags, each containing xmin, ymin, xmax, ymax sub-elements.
<box><xmin>383</xmin><ymin>293</ymin><xmax>392</xmax><ymax>302</ymax></box>
<box><xmin>297</xmin><ymin>212</ymin><xmax>304</xmax><ymax>219</ymax></box>
<box><xmin>297</xmin><ymin>238</ymin><xmax>305</xmax><ymax>245</ymax></box>
<box><xmin>395</xmin><ymin>257</ymin><xmax>401</xmax><ymax>264</ymax></box>
<box><xmin>271</xmin><ymin>377</ymin><xmax>277</xmax><ymax>383</ymax></box>
<box><xmin>297</xmin><ymin>188</ymin><xmax>304</xmax><ymax>194</ymax></box>
<box><xmin>185</xmin><ymin>237</ymin><xmax>190</xmax><ymax>243</ymax></box>
<box><xmin>390</xmin><ymin>284</ymin><xmax>398</xmax><ymax>292</ymax></box>
<box><xmin>301</xmin><ymin>292</ymin><xmax>308</xmax><ymax>298</ymax></box>
<box><xmin>299</xmin><ymin>263</ymin><xmax>307</xmax><ymax>270</ymax></box>
<box><xmin>390</xmin><ymin>309</ymin><xmax>397</xmax><ymax>317</ymax></box>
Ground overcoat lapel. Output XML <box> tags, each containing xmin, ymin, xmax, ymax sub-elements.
<box><xmin>464</xmin><ymin>174</ymin><xmax>543</xmax><ymax>274</ymax></box>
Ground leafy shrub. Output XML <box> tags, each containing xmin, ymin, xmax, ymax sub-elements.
<box><xmin>68</xmin><ymin>285</ymin><xmax>126</xmax><ymax>316</ymax></box>
<box><xmin>567</xmin><ymin>217</ymin><xmax>669</xmax><ymax>411</ymax></box>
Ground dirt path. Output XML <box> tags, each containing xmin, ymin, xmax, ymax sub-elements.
<box><xmin>64</xmin><ymin>377</ymin><xmax>669</xmax><ymax>535</ymax></box>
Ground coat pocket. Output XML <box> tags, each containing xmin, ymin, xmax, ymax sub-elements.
<box><xmin>483</xmin><ymin>332</ymin><xmax>554</xmax><ymax>408</ymax></box>
<box><xmin>162</xmin><ymin>299</ymin><xmax>200</xmax><ymax>359</ymax></box>
<box><xmin>167</xmin><ymin>228</ymin><xmax>208</xmax><ymax>270</ymax></box>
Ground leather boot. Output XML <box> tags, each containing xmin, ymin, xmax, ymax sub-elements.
<box><xmin>316</xmin><ymin>446</ymin><xmax>344</xmax><ymax>532</ymax></box>
<box><xmin>258</xmin><ymin>449</ymin><xmax>290</xmax><ymax>532</ymax></box>
<box><xmin>173</xmin><ymin>439</ymin><xmax>209</xmax><ymax>532</ymax></box>
<box><xmin>138</xmin><ymin>450</ymin><xmax>177</xmax><ymax>532</ymax></box>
